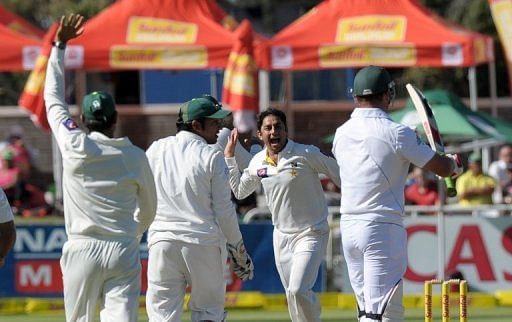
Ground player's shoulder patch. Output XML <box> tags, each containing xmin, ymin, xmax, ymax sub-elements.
<box><xmin>62</xmin><ymin>117</ymin><xmax>79</xmax><ymax>131</ymax></box>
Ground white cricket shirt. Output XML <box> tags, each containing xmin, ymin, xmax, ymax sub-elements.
<box><xmin>332</xmin><ymin>108</ymin><xmax>434</xmax><ymax>225</ymax></box>
<box><xmin>227</xmin><ymin>140</ymin><xmax>340</xmax><ymax>233</ymax></box>
<box><xmin>44</xmin><ymin>48</ymin><xmax>157</xmax><ymax>240</ymax></box>
<box><xmin>146</xmin><ymin>131</ymin><xmax>243</xmax><ymax>247</ymax></box>
<box><xmin>0</xmin><ymin>188</ymin><xmax>13</xmax><ymax>223</ymax></box>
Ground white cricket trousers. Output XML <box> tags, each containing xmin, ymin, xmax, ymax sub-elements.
<box><xmin>340</xmin><ymin>219</ymin><xmax>407</xmax><ymax>322</ymax></box>
<box><xmin>273</xmin><ymin>226</ymin><xmax>329</xmax><ymax>322</ymax></box>
<box><xmin>146</xmin><ymin>240</ymin><xmax>227</xmax><ymax>322</ymax></box>
<box><xmin>60</xmin><ymin>237</ymin><xmax>141</xmax><ymax>322</ymax></box>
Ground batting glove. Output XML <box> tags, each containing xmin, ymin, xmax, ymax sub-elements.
<box><xmin>447</xmin><ymin>153</ymin><xmax>463</xmax><ymax>178</ymax></box>
<box><xmin>227</xmin><ymin>240</ymin><xmax>254</xmax><ymax>281</ymax></box>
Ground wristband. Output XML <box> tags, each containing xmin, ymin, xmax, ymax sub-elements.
<box><xmin>52</xmin><ymin>41</ymin><xmax>66</xmax><ymax>50</ymax></box>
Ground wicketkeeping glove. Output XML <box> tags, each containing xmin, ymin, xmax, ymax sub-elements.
<box><xmin>447</xmin><ymin>153</ymin><xmax>463</xmax><ymax>178</ymax></box>
<box><xmin>227</xmin><ymin>240</ymin><xmax>254</xmax><ymax>281</ymax></box>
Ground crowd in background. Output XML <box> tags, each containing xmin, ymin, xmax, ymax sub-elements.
<box><xmin>403</xmin><ymin>144</ymin><xmax>512</xmax><ymax>211</ymax></box>
<box><xmin>0</xmin><ymin>126</ymin><xmax>52</xmax><ymax>217</ymax></box>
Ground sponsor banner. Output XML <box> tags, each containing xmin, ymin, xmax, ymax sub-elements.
<box><xmin>318</xmin><ymin>44</ymin><xmax>416</xmax><ymax>67</ymax></box>
<box><xmin>441</xmin><ymin>43</ymin><xmax>463</xmax><ymax>66</ymax></box>
<box><xmin>64</xmin><ymin>45</ymin><xmax>84</xmax><ymax>69</ymax></box>
<box><xmin>9</xmin><ymin>217</ymin><xmax>511</xmax><ymax>296</ymax></box>
<box><xmin>336</xmin><ymin>15</ymin><xmax>407</xmax><ymax>43</ymax></box>
<box><xmin>271</xmin><ymin>46</ymin><xmax>293</xmax><ymax>69</ymax></box>
<box><xmin>1</xmin><ymin>224</ymin><xmax>323</xmax><ymax>297</ymax></box>
<box><xmin>488</xmin><ymin>0</ymin><xmax>512</xmax><ymax>94</ymax></box>
<box><xmin>404</xmin><ymin>216</ymin><xmax>512</xmax><ymax>294</ymax></box>
<box><xmin>22</xmin><ymin>46</ymin><xmax>41</xmax><ymax>70</ymax></box>
<box><xmin>489</xmin><ymin>0</ymin><xmax>512</xmax><ymax>62</ymax></box>
<box><xmin>110</xmin><ymin>45</ymin><xmax>207</xmax><ymax>69</ymax></box>
<box><xmin>127</xmin><ymin>17</ymin><xmax>198</xmax><ymax>44</ymax></box>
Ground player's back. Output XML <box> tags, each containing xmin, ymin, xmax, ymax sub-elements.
<box><xmin>333</xmin><ymin>108</ymin><xmax>411</xmax><ymax>223</ymax></box>
<box><xmin>60</xmin><ymin>131</ymin><xmax>148</xmax><ymax>240</ymax></box>
<box><xmin>146</xmin><ymin>131</ymin><xmax>224</xmax><ymax>247</ymax></box>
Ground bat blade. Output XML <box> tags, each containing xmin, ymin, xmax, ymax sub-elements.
<box><xmin>405</xmin><ymin>83</ymin><xmax>457</xmax><ymax>197</ymax></box>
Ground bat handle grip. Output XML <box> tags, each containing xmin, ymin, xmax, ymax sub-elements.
<box><xmin>444</xmin><ymin>177</ymin><xmax>457</xmax><ymax>197</ymax></box>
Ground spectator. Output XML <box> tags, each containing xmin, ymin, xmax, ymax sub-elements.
<box><xmin>501</xmin><ymin>164</ymin><xmax>512</xmax><ymax>204</ymax></box>
<box><xmin>456</xmin><ymin>152</ymin><xmax>495</xmax><ymax>206</ymax></box>
<box><xmin>405</xmin><ymin>167</ymin><xmax>439</xmax><ymax>207</ymax></box>
<box><xmin>0</xmin><ymin>148</ymin><xmax>50</xmax><ymax>217</ymax></box>
<box><xmin>489</xmin><ymin>144</ymin><xmax>512</xmax><ymax>204</ymax></box>
<box><xmin>3</xmin><ymin>132</ymin><xmax>33</xmax><ymax>181</ymax></box>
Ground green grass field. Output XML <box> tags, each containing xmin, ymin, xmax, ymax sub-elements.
<box><xmin>1</xmin><ymin>307</ymin><xmax>512</xmax><ymax>322</ymax></box>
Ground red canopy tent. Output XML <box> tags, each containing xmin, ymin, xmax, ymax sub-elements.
<box><xmin>0</xmin><ymin>5</ymin><xmax>44</xmax><ymax>39</ymax></box>
<box><xmin>66</xmin><ymin>0</ymin><xmax>260</xmax><ymax>70</ymax></box>
<box><xmin>0</xmin><ymin>23</ymin><xmax>41</xmax><ymax>71</ymax></box>
<box><xmin>259</xmin><ymin>0</ymin><xmax>494</xmax><ymax>70</ymax></box>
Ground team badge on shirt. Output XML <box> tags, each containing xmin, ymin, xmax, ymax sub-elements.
<box><xmin>63</xmin><ymin>118</ymin><xmax>79</xmax><ymax>130</ymax></box>
<box><xmin>257</xmin><ymin>168</ymin><xmax>268</xmax><ymax>178</ymax></box>
<box><xmin>290</xmin><ymin>161</ymin><xmax>298</xmax><ymax>177</ymax></box>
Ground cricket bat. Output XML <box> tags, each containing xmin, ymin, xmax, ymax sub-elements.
<box><xmin>405</xmin><ymin>83</ymin><xmax>457</xmax><ymax>197</ymax></box>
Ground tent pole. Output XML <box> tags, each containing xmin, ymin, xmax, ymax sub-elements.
<box><xmin>210</xmin><ymin>70</ymin><xmax>218</xmax><ymax>97</ymax></box>
<box><xmin>284</xmin><ymin>71</ymin><xmax>295</xmax><ymax>139</ymax></box>
<box><xmin>75</xmin><ymin>70</ymin><xmax>87</xmax><ymax>105</ymax></box>
<box><xmin>489</xmin><ymin>60</ymin><xmax>498</xmax><ymax>117</ymax></box>
<box><xmin>259</xmin><ymin>70</ymin><xmax>270</xmax><ymax>112</ymax></box>
<box><xmin>468</xmin><ymin>66</ymin><xmax>478</xmax><ymax>111</ymax></box>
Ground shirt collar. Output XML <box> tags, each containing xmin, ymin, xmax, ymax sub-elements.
<box><xmin>89</xmin><ymin>131</ymin><xmax>132</xmax><ymax>146</ymax></box>
<box><xmin>263</xmin><ymin>139</ymin><xmax>295</xmax><ymax>166</ymax></box>
<box><xmin>177</xmin><ymin>130</ymin><xmax>207</xmax><ymax>144</ymax></box>
<box><xmin>351</xmin><ymin>107</ymin><xmax>391</xmax><ymax>120</ymax></box>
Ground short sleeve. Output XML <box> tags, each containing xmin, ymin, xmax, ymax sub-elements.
<box><xmin>396</xmin><ymin>126</ymin><xmax>435</xmax><ymax>167</ymax></box>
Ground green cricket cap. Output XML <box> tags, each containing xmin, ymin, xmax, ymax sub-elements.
<box><xmin>82</xmin><ymin>91</ymin><xmax>116</xmax><ymax>122</ymax></box>
<box><xmin>180</xmin><ymin>96</ymin><xmax>231</xmax><ymax>123</ymax></box>
<box><xmin>353</xmin><ymin>65</ymin><xmax>393</xmax><ymax>96</ymax></box>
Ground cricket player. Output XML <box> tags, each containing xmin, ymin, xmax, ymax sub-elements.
<box><xmin>332</xmin><ymin>66</ymin><xmax>463</xmax><ymax>322</ymax></box>
<box><xmin>0</xmin><ymin>188</ymin><xmax>15</xmax><ymax>268</ymax></box>
<box><xmin>44</xmin><ymin>14</ymin><xmax>157</xmax><ymax>322</ymax></box>
<box><xmin>225</xmin><ymin>108</ymin><xmax>340</xmax><ymax>322</ymax></box>
<box><xmin>145</xmin><ymin>96</ymin><xmax>254</xmax><ymax>322</ymax></box>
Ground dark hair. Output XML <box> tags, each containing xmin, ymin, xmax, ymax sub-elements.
<box><xmin>83</xmin><ymin>111</ymin><xmax>117</xmax><ymax>132</ymax></box>
<box><xmin>257</xmin><ymin>108</ymin><xmax>288</xmax><ymax>131</ymax></box>
<box><xmin>176</xmin><ymin>112</ymin><xmax>206</xmax><ymax>132</ymax></box>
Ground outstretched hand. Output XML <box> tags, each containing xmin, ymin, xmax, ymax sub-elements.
<box><xmin>224</xmin><ymin>128</ymin><xmax>238</xmax><ymax>158</ymax></box>
<box><xmin>56</xmin><ymin>14</ymin><xmax>85</xmax><ymax>43</ymax></box>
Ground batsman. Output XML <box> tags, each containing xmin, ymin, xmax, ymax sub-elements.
<box><xmin>332</xmin><ymin>66</ymin><xmax>463</xmax><ymax>322</ymax></box>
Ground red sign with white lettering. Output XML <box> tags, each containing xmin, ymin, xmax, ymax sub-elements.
<box><xmin>15</xmin><ymin>260</ymin><xmax>63</xmax><ymax>293</ymax></box>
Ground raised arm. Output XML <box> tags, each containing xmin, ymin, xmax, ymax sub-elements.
<box><xmin>224</xmin><ymin>129</ymin><xmax>262</xmax><ymax>199</ymax></box>
<box><xmin>44</xmin><ymin>14</ymin><xmax>86</xmax><ymax>134</ymax></box>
